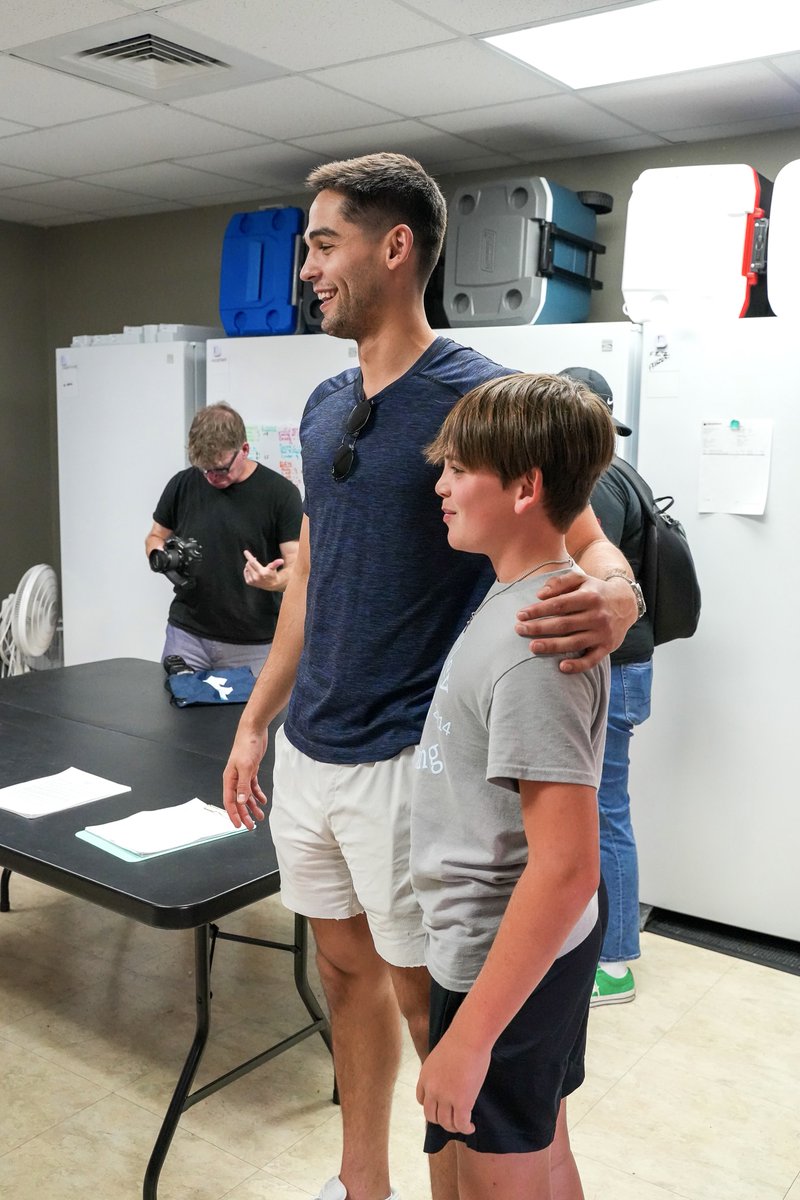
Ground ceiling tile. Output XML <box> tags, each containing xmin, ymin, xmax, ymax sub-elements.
<box><xmin>426</xmin><ymin>152</ymin><xmax>524</xmax><ymax>177</ymax></box>
<box><xmin>0</xmin><ymin>55</ymin><xmax>145</xmax><ymax>126</ymax></box>
<box><xmin>0</xmin><ymin>117</ymin><xmax>33</xmax><ymax>138</ymax></box>
<box><xmin>164</xmin><ymin>0</ymin><xmax>454</xmax><ymax>71</ymax></box>
<box><xmin>526</xmin><ymin>133</ymin><xmax>669</xmax><ymax>161</ymax></box>
<box><xmin>584</xmin><ymin>62</ymin><xmax>800</xmax><ymax>133</ymax></box>
<box><xmin>0</xmin><ymin>178</ymin><xmax>152</xmax><ymax>211</ymax></box>
<box><xmin>311</xmin><ymin>40</ymin><xmax>557</xmax><ymax>115</ymax></box>
<box><xmin>428</xmin><ymin>94</ymin><xmax>640</xmax><ymax>153</ymax></box>
<box><xmin>399</xmin><ymin>0</ymin><xmax>633</xmax><ymax>35</ymax></box>
<box><xmin>81</xmin><ymin>199</ymin><xmax>192</xmax><ymax>219</ymax></box>
<box><xmin>0</xmin><ymin>192</ymin><xmax>83</xmax><ymax>223</ymax></box>
<box><xmin>0</xmin><ymin>1</ymin><xmax>131</xmax><ymax>49</ymax></box>
<box><xmin>183</xmin><ymin>186</ymin><xmax>280</xmax><ymax>208</ymax></box>
<box><xmin>769</xmin><ymin>51</ymin><xmax>800</xmax><ymax>87</ymax></box>
<box><xmin>84</xmin><ymin>161</ymin><xmax>269</xmax><ymax>199</ymax></box>
<box><xmin>0</xmin><ymin>164</ymin><xmax>55</xmax><ymax>189</ymax></box>
<box><xmin>172</xmin><ymin>75</ymin><xmax>400</xmax><ymax>139</ymax></box>
<box><xmin>659</xmin><ymin>110</ymin><xmax>800</xmax><ymax>144</ymax></box>
<box><xmin>29</xmin><ymin>212</ymin><xmax>102</xmax><ymax>226</ymax></box>
<box><xmin>290</xmin><ymin>121</ymin><xmax>487</xmax><ymax>165</ymax></box>
<box><xmin>176</xmin><ymin>143</ymin><xmax>322</xmax><ymax>187</ymax></box>
<box><xmin>0</xmin><ymin>107</ymin><xmax>266</xmax><ymax>176</ymax></box>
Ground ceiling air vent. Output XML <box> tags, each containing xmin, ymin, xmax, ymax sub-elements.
<box><xmin>74</xmin><ymin>33</ymin><xmax>229</xmax><ymax>90</ymax></box>
<box><xmin>12</xmin><ymin>14</ymin><xmax>284</xmax><ymax>101</ymax></box>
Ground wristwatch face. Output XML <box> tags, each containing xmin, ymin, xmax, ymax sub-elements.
<box><xmin>631</xmin><ymin>580</ymin><xmax>646</xmax><ymax>619</ymax></box>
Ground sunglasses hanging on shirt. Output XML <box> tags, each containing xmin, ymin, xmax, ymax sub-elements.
<box><xmin>332</xmin><ymin>374</ymin><xmax>374</xmax><ymax>482</ymax></box>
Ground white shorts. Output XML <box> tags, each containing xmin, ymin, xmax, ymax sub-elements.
<box><xmin>270</xmin><ymin>726</ymin><xmax>425</xmax><ymax>968</ymax></box>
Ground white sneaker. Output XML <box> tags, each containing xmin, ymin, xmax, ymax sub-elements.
<box><xmin>315</xmin><ymin>1178</ymin><xmax>400</xmax><ymax>1200</ymax></box>
<box><xmin>316</xmin><ymin>1181</ymin><xmax>346</xmax><ymax>1200</ymax></box>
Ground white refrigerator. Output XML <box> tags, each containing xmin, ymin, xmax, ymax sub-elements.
<box><xmin>56</xmin><ymin>339</ymin><xmax>210</xmax><ymax>666</ymax></box>
<box><xmin>442</xmin><ymin>322</ymin><xmax>643</xmax><ymax>466</ymax></box>
<box><xmin>630</xmin><ymin>316</ymin><xmax>800</xmax><ymax>940</ymax></box>
<box><xmin>205</xmin><ymin>332</ymin><xmax>359</xmax><ymax>447</ymax></box>
<box><xmin>206</xmin><ymin>322</ymin><xmax>643</xmax><ymax>467</ymax></box>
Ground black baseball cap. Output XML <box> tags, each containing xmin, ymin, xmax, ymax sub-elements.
<box><xmin>559</xmin><ymin>366</ymin><xmax>632</xmax><ymax>437</ymax></box>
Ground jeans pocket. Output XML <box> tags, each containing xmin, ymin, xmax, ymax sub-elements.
<box><xmin>620</xmin><ymin>660</ymin><xmax>653</xmax><ymax>727</ymax></box>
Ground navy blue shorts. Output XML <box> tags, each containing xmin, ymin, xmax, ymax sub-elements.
<box><xmin>425</xmin><ymin>885</ymin><xmax>607</xmax><ymax>1156</ymax></box>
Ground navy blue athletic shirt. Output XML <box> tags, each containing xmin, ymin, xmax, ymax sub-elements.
<box><xmin>284</xmin><ymin>337</ymin><xmax>512</xmax><ymax>765</ymax></box>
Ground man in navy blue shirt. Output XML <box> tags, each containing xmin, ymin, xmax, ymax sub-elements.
<box><xmin>223</xmin><ymin>154</ymin><xmax>640</xmax><ymax>1200</ymax></box>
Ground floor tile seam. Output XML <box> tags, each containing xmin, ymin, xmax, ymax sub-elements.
<box><xmin>0</xmin><ymin>1032</ymin><xmax>114</xmax><ymax>1098</ymax></box>
<box><xmin>648</xmin><ymin>961</ymin><xmax>739</xmax><ymax>1040</ymax></box>
<box><xmin>220</xmin><ymin>1164</ymin><xmax>316</xmax><ymax>1198</ymax></box>
<box><xmin>566</xmin><ymin>1073</ymin><xmax>618</xmax><ymax>1131</ymax></box>
<box><xmin>571</xmin><ymin>1148</ymin><xmax>699</xmax><ymax>1200</ymax></box>
<box><xmin>2</xmin><ymin>1027</ymin><xmax>157</xmax><ymax>1094</ymax></box>
<box><xmin>571</xmin><ymin>1009</ymin><xmax>721</xmax><ymax>1131</ymax></box>
<box><xmin>104</xmin><ymin>1087</ymin><xmax>276</xmax><ymax>1169</ymax></box>
<box><xmin>213</xmin><ymin>1162</ymin><xmax>270</xmax><ymax>1198</ymax></box>
<box><xmin>0</xmin><ymin>1084</ymin><xmax>112</xmax><ymax>1160</ymax></box>
<box><xmin>637</xmin><ymin>1024</ymin><xmax>800</xmax><ymax>1099</ymax></box>
<box><xmin>262</xmin><ymin>1102</ymin><xmax>347</xmax><ymax>1171</ymax></box>
<box><xmin>783</xmin><ymin>1166</ymin><xmax>800</xmax><ymax>1198</ymax></box>
<box><xmin>582</xmin><ymin>1023</ymin><xmax>800</xmax><ymax>1125</ymax></box>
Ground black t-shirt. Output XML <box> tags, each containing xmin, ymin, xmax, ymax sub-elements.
<box><xmin>591</xmin><ymin>459</ymin><xmax>654</xmax><ymax>665</ymax></box>
<box><xmin>153</xmin><ymin>463</ymin><xmax>303</xmax><ymax>644</ymax></box>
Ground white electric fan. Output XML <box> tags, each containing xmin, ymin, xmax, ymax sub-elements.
<box><xmin>0</xmin><ymin>564</ymin><xmax>59</xmax><ymax>677</ymax></box>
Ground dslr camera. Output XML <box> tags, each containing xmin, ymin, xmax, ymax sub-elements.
<box><xmin>149</xmin><ymin>535</ymin><xmax>203</xmax><ymax>592</ymax></box>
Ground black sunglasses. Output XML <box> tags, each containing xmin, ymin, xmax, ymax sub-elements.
<box><xmin>332</xmin><ymin>385</ymin><xmax>374</xmax><ymax>482</ymax></box>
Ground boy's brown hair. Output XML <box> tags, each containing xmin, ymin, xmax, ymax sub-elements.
<box><xmin>187</xmin><ymin>403</ymin><xmax>246</xmax><ymax>469</ymax></box>
<box><xmin>306</xmin><ymin>152</ymin><xmax>447</xmax><ymax>284</ymax></box>
<box><xmin>425</xmin><ymin>372</ymin><xmax>616</xmax><ymax>531</ymax></box>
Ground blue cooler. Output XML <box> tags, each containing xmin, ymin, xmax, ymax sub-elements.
<box><xmin>443</xmin><ymin>177</ymin><xmax>610</xmax><ymax>327</ymax></box>
<box><xmin>219</xmin><ymin>207</ymin><xmax>305</xmax><ymax>336</ymax></box>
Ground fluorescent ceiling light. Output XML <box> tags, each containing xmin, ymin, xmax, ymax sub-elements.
<box><xmin>484</xmin><ymin>0</ymin><xmax>800</xmax><ymax>89</ymax></box>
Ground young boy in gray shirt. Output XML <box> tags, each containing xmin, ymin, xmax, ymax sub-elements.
<box><xmin>411</xmin><ymin>372</ymin><xmax>616</xmax><ymax>1199</ymax></box>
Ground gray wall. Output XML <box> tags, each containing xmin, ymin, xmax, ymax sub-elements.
<box><xmin>4</xmin><ymin>126</ymin><xmax>800</xmax><ymax>601</ymax></box>
<box><xmin>0</xmin><ymin>220</ymin><xmax>50</xmax><ymax>600</ymax></box>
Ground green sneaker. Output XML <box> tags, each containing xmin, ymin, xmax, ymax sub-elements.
<box><xmin>591</xmin><ymin>966</ymin><xmax>636</xmax><ymax>1006</ymax></box>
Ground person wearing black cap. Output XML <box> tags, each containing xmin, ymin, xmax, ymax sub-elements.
<box><xmin>560</xmin><ymin>367</ymin><xmax>653</xmax><ymax>1007</ymax></box>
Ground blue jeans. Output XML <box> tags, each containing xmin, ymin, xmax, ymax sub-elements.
<box><xmin>162</xmin><ymin>623</ymin><xmax>271</xmax><ymax>678</ymax></box>
<box><xmin>598</xmin><ymin>660</ymin><xmax>653</xmax><ymax>965</ymax></box>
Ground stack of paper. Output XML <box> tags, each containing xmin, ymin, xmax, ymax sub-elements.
<box><xmin>77</xmin><ymin>798</ymin><xmax>248</xmax><ymax>862</ymax></box>
<box><xmin>0</xmin><ymin>767</ymin><xmax>131</xmax><ymax>818</ymax></box>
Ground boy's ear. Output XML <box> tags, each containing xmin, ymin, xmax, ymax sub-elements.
<box><xmin>514</xmin><ymin>468</ymin><xmax>543</xmax><ymax>514</ymax></box>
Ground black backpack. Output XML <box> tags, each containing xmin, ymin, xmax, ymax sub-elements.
<box><xmin>611</xmin><ymin>456</ymin><xmax>701</xmax><ymax>646</ymax></box>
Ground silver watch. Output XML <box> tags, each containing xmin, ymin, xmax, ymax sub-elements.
<box><xmin>604</xmin><ymin>570</ymin><xmax>646</xmax><ymax>621</ymax></box>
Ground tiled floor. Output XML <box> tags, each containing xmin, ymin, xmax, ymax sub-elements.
<box><xmin>1</xmin><ymin>874</ymin><xmax>799</xmax><ymax>1199</ymax></box>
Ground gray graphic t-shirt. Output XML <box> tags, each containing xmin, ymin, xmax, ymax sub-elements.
<box><xmin>410</xmin><ymin>570</ymin><xmax>609</xmax><ymax>992</ymax></box>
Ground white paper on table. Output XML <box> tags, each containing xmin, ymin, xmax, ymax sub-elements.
<box><xmin>0</xmin><ymin>767</ymin><xmax>131</xmax><ymax>818</ymax></box>
<box><xmin>83</xmin><ymin>797</ymin><xmax>246</xmax><ymax>856</ymax></box>
<box><xmin>698</xmin><ymin>418</ymin><xmax>773</xmax><ymax>515</ymax></box>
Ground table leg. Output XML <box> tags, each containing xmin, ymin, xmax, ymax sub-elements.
<box><xmin>291</xmin><ymin>912</ymin><xmax>333</xmax><ymax>1057</ymax></box>
<box><xmin>141</xmin><ymin>915</ymin><xmax>336</xmax><ymax>1196</ymax></box>
<box><xmin>0</xmin><ymin>868</ymin><xmax>10</xmax><ymax>912</ymax></box>
<box><xmin>143</xmin><ymin>924</ymin><xmax>211</xmax><ymax>1200</ymax></box>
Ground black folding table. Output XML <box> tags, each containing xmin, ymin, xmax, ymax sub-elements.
<box><xmin>0</xmin><ymin>658</ymin><xmax>332</xmax><ymax>1198</ymax></box>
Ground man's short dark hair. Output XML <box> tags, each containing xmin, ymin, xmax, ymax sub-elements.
<box><xmin>425</xmin><ymin>373</ymin><xmax>616</xmax><ymax>531</ymax></box>
<box><xmin>306</xmin><ymin>153</ymin><xmax>447</xmax><ymax>285</ymax></box>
